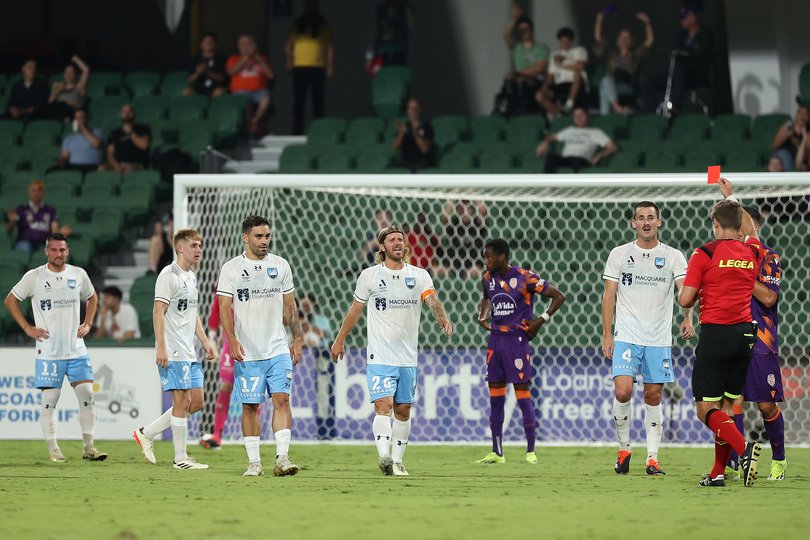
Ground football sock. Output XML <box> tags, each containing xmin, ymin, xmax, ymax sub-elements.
<box><xmin>143</xmin><ymin>407</ymin><xmax>173</xmax><ymax>439</ymax></box>
<box><xmin>516</xmin><ymin>390</ymin><xmax>536</xmax><ymax>453</ymax></box>
<box><xmin>705</xmin><ymin>409</ymin><xmax>745</xmax><ymax>455</ymax></box>
<box><xmin>489</xmin><ymin>387</ymin><xmax>506</xmax><ymax>456</ymax></box>
<box><xmin>244</xmin><ymin>436</ymin><xmax>261</xmax><ymax>464</ymax></box>
<box><xmin>74</xmin><ymin>382</ymin><xmax>96</xmax><ymax>447</ymax></box>
<box><xmin>170</xmin><ymin>415</ymin><xmax>188</xmax><ymax>462</ymax></box>
<box><xmin>711</xmin><ymin>437</ymin><xmax>733</xmax><ymax>478</ymax></box>
<box><xmin>728</xmin><ymin>404</ymin><xmax>745</xmax><ymax>468</ymax></box>
<box><xmin>41</xmin><ymin>388</ymin><xmax>61</xmax><ymax>451</ymax></box>
<box><xmin>613</xmin><ymin>398</ymin><xmax>632</xmax><ymax>451</ymax></box>
<box><xmin>274</xmin><ymin>428</ymin><xmax>291</xmax><ymax>458</ymax></box>
<box><xmin>213</xmin><ymin>387</ymin><xmax>232</xmax><ymax>439</ymax></box>
<box><xmin>391</xmin><ymin>418</ymin><xmax>411</xmax><ymax>463</ymax></box>
<box><xmin>372</xmin><ymin>415</ymin><xmax>392</xmax><ymax>458</ymax></box>
<box><xmin>764</xmin><ymin>407</ymin><xmax>785</xmax><ymax>461</ymax></box>
<box><xmin>644</xmin><ymin>403</ymin><xmax>663</xmax><ymax>462</ymax></box>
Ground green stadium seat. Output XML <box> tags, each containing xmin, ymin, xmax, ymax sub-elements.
<box><xmin>160</xmin><ymin>71</ymin><xmax>189</xmax><ymax>96</ymax></box>
<box><xmin>130</xmin><ymin>274</ymin><xmax>158</xmax><ymax>296</ymax></box>
<box><xmin>89</xmin><ymin>95</ymin><xmax>128</xmax><ymax>126</ymax></box>
<box><xmin>307</xmin><ymin>129</ymin><xmax>342</xmax><ymax>146</ymax></box>
<box><xmin>317</xmin><ymin>152</ymin><xmax>353</xmax><ymax>173</ymax></box>
<box><xmin>123</xmin><ymin>169</ymin><xmax>161</xmax><ymax>187</ymax></box>
<box><xmin>550</xmin><ymin>116</ymin><xmax>574</xmax><ymax>133</ymax></box>
<box><xmin>45</xmin><ymin>170</ymin><xmax>83</xmax><ymax>188</ymax></box>
<box><xmin>669</xmin><ymin>123</ymin><xmax>706</xmax><ymax>142</ymax></box>
<box><xmin>67</xmin><ymin>236</ymin><xmax>94</xmax><ymax>267</ymax></box>
<box><xmin>4</xmin><ymin>171</ymin><xmax>40</xmax><ymax>189</ymax></box>
<box><xmin>470</xmin><ymin>115</ymin><xmax>506</xmax><ymax>135</ymax></box>
<box><xmin>376</xmin><ymin>66</ymin><xmax>412</xmax><ymax>86</ymax></box>
<box><xmin>347</xmin><ymin>117</ymin><xmax>384</xmax><ymax>134</ymax></box>
<box><xmin>505</xmin><ymin>126</ymin><xmax>539</xmax><ymax>155</ymax></box>
<box><xmin>643</xmin><ymin>150</ymin><xmax>680</xmax><ymax>172</ymax></box>
<box><xmin>607</xmin><ymin>151</ymin><xmax>642</xmax><ymax>173</ymax></box>
<box><xmin>0</xmin><ymin>249</ymin><xmax>30</xmax><ymax>270</ymax></box>
<box><xmin>355</xmin><ymin>152</ymin><xmax>391</xmax><ymax>173</ymax></box>
<box><xmin>724</xmin><ymin>150</ymin><xmax>760</xmax><ymax>172</ymax></box>
<box><xmin>279</xmin><ymin>145</ymin><xmax>313</xmax><ymax>173</ymax></box>
<box><xmin>83</xmin><ymin>170</ymin><xmax>121</xmax><ymax>189</ymax></box>
<box><xmin>118</xmin><ymin>183</ymin><xmax>153</xmax><ymax>223</ymax></box>
<box><xmin>86</xmin><ymin>72</ymin><xmax>124</xmax><ymax>98</ymax></box>
<box><xmin>751</xmin><ymin>113</ymin><xmax>790</xmax><ymax>145</ymax></box>
<box><xmin>516</xmin><ymin>151</ymin><xmax>545</xmax><ymax>173</ymax></box>
<box><xmin>345</xmin><ymin>129</ymin><xmax>379</xmax><ymax>146</ymax></box>
<box><xmin>25</xmin><ymin>119</ymin><xmax>62</xmax><ymax>138</ymax></box>
<box><xmin>151</xmin><ymin>120</ymin><xmax>180</xmax><ymax>148</ymax></box>
<box><xmin>372</xmin><ymin>78</ymin><xmax>405</xmax><ymax>119</ymax></box>
<box><xmin>0</xmin><ymin>120</ymin><xmax>24</xmax><ymax>139</ymax></box>
<box><xmin>309</xmin><ymin>117</ymin><xmax>347</xmax><ymax>135</ymax></box>
<box><xmin>433</xmin><ymin>116</ymin><xmax>468</xmax><ymax>135</ymax></box>
<box><xmin>132</xmin><ymin>95</ymin><xmax>168</xmax><ymax>123</ymax></box>
<box><xmin>629</xmin><ymin>115</ymin><xmax>666</xmax><ymax>140</ymax></box>
<box><xmin>125</xmin><ymin>71</ymin><xmax>161</xmax><ymax>98</ymax></box>
<box><xmin>799</xmin><ymin>62</ymin><xmax>810</xmax><ymax>105</ymax></box>
<box><xmin>45</xmin><ymin>183</ymin><xmax>77</xmax><ymax>200</ymax></box>
<box><xmin>22</xmin><ymin>130</ymin><xmax>56</xmax><ymax>147</ymax></box>
<box><xmin>713</xmin><ymin>114</ymin><xmax>751</xmax><ymax>140</ymax></box>
<box><xmin>81</xmin><ymin>175</ymin><xmax>116</xmax><ymax>197</ymax></box>
<box><xmin>682</xmin><ymin>150</ymin><xmax>721</xmax><ymax>172</ymax></box>
<box><xmin>169</xmin><ymin>95</ymin><xmax>209</xmax><ymax>122</ymax></box>
<box><xmin>590</xmin><ymin>114</ymin><xmax>629</xmax><ymax>139</ymax></box>
<box><xmin>440</xmin><ymin>152</ymin><xmax>476</xmax><ymax>172</ymax></box>
<box><xmin>509</xmin><ymin>115</ymin><xmax>546</xmax><ymax>132</ymax></box>
<box><xmin>478</xmin><ymin>151</ymin><xmax>512</xmax><ymax>173</ymax></box>
<box><xmin>179</xmin><ymin>129</ymin><xmax>213</xmax><ymax>158</ymax></box>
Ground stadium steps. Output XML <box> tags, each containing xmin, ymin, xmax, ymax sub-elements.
<box><xmin>102</xmin><ymin>237</ymin><xmax>152</xmax><ymax>302</ymax></box>
<box><xmin>223</xmin><ymin>135</ymin><xmax>307</xmax><ymax>173</ymax></box>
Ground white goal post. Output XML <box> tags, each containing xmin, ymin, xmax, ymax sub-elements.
<box><xmin>173</xmin><ymin>172</ymin><xmax>810</xmax><ymax>446</ymax></box>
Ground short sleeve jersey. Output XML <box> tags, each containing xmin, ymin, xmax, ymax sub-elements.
<box><xmin>512</xmin><ymin>41</ymin><xmax>550</xmax><ymax>72</ymax></box>
<box><xmin>548</xmin><ymin>45</ymin><xmax>589</xmax><ymax>84</ymax></box>
<box><xmin>154</xmin><ymin>263</ymin><xmax>199</xmax><ymax>362</ymax></box>
<box><xmin>11</xmin><ymin>264</ymin><xmax>94</xmax><ymax>360</ymax></box>
<box><xmin>751</xmin><ymin>243</ymin><xmax>781</xmax><ymax>355</ymax></box>
<box><xmin>353</xmin><ymin>263</ymin><xmax>436</xmax><ymax>367</ymax></box>
<box><xmin>101</xmin><ymin>303</ymin><xmax>141</xmax><ymax>340</ymax></box>
<box><xmin>482</xmin><ymin>266</ymin><xmax>548</xmax><ymax>336</ymax></box>
<box><xmin>683</xmin><ymin>237</ymin><xmax>765</xmax><ymax>325</ymax></box>
<box><xmin>216</xmin><ymin>252</ymin><xmax>294</xmax><ymax>361</ymax></box>
<box><xmin>556</xmin><ymin>127</ymin><xmax>611</xmax><ymax>160</ymax></box>
<box><xmin>603</xmin><ymin>241</ymin><xmax>687</xmax><ymax>347</ymax></box>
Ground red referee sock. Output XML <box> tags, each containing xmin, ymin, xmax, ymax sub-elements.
<box><xmin>711</xmin><ymin>438</ymin><xmax>733</xmax><ymax>478</ymax></box>
<box><xmin>706</xmin><ymin>409</ymin><xmax>746</xmax><ymax>455</ymax></box>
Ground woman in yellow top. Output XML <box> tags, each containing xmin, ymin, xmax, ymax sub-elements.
<box><xmin>285</xmin><ymin>0</ymin><xmax>334</xmax><ymax>135</ymax></box>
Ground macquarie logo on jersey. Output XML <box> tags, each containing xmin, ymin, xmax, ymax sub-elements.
<box><xmin>250</xmin><ymin>287</ymin><xmax>282</xmax><ymax>299</ymax></box>
<box><xmin>388</xmin><ymin>298</ymin><xmax>419</xmax><ymax>310</ymax></box>
<box><xmin>491</xmin><ymin>293</ymin><xmax>517</xmax><ymax>317</ymax></box>
<box><xmin>177</xmin><ymin>299</ymin><xmax>188</xmax><ymax>311</ymax></box>
<box><xmin>633</xmin><ymin>275</ymin><xmax>667</xmax><ymax>286</ymax></box>
<box><xmin>237</xmin><ymin>288</ymin><xmax>250</xmax><ymax>301</ymax></box>
<box><xmin>375</xmin><ymin>298</ymin><xmax>387</xmax><ymax>311</ymax></box>
<box><xmin>40</xmin><ymin>299</ymin><xmax>52</xmax><ymax>311</ymax></box>
<box><xmin>50</xmin><ymin>298</ymin><xmax>78</xmax><ymax>309</ymax></box>
<box><xmin>621</xmin><ymin>273</ymin><xmax>633</xmax><ymax>286</ymax></box>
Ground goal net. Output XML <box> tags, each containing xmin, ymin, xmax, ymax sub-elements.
<box><xmin>174</xmin><ymin>173</ymin><xmax>810</xmax><ymax>446</ymax></box>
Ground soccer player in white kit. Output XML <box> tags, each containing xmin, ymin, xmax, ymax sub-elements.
<box><xmin>217</xmin><ymin>215</ymin><xmax>303</xmax><ymax>477</ymax></box>
<box><xmin>4</xmin><ymin>233</ymin><xmax>107</xmax><ymax>462</ymax></box>
<box><xmin>133</xmin><ymin>228</ymin><xmax>216</xmax><ymax>469</ymax></box>
<box><xmin>331</xmin><ymin>225</ymin><xmax>453</xmax><ymax>476</ymax></box>
<box><xmin>601</xmin><ymin>201</ymin><xmax>694</xmax><ymax>475</ymax></box>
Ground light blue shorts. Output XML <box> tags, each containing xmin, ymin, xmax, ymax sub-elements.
<box><xmin>158</xmin><ymin>361</ymin><xmax>204</xmax><ymax>391</ymax></box>
<box><xmin>35</xmin><ymin>357</ymin><xmax>93</xmax><ymax>389</ymax></box>
<box><xmin>612</xmin><ymin>342</ymin><xmax>674</xmax><ymax>384</ymax></box>
<box><xmin>233</xmin><ymin>353</ymin><xmax>293</xmax><ymax>403</ymax></box>
<box><xmin>366</xmin><ymin>365</ymin><xmax>418</xmax><ymax>404</ymax></box>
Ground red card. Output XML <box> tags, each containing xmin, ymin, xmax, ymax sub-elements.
<box><xmin>707</xmin><ymin>165</ymin><xmax>721</xmax><ymax>184</ymax></box>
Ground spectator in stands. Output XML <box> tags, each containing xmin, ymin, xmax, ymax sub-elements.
<box><xmin>361</xmin><ymin>208</ymin><xmax>392</xmax><ymax>267</ymax></box>
<box><xmin>6</xmin><ymin>179</ymin><xmax>69</xmax><ymax>253</ymax></box>
<box><xmin>299</xmin><ymin>293</ymin><xmax>332</xmax><ymax>348</ymax></box>
<box><xmin>770</xmin><ymin>104</ymin><xmax>808</xmax><ymax>171</ymax></box>
<box><xmin>407</xmin><ymin>212</ymin><xmax>441</xmax><ymax>275</ymax></box>
<box><xmin>53</xmin><ymin>108</ymin><xmax>104</xmax><ymax>174</ymax></box>
<box><xmin>766</xmin><ymin>155</ymin><xmax>785</xmax><ymax>173</ymax></box>
<box><xmin>47</xmin><ymin>55</ymin><xmax>90</xmax><ymax>122</ymax></box>
<box><xmin>95</xmin><ymin>286</ymin><xmax>141</xmax><ymax>343</ymax></box>
<box><xmin>536</xmin><ymin>27</ymin><xmax>589</xmax><ymax>119</ymax></box>
<box><xmin>593</xmin><ymin>9</ymin><xmax>654</xmax><ymax>115</ymax></box>
<box><xmin>4</xmin><ymin>59</ymin><xmax>49</xmax><ymax>122</ymax></box>
<box><xmin>796</xmin><ymin>128</ymin><xmax>810</xmax><ymax>172</ymax></box>
<box><xmin>440</xmin><ymin>200</ymin><xmax>488</xmax><ymax>279</ymax></box>
<box><xmin>184</xmin><ymin>32</ymin><xmax>228</xmax><ymax>97</ymax></box>
<box><xmin>392</xmin><ymin>98</ymin><xmax>435</xmax><ymax>171</ymax></box>
<box><xmin>644</xmin><ymin>5</ymin><xmax>713</xmax><ymax>114</ymax></box>
<box><xmin>147</xmin><ymin>214</ymin><xmax>173</xmax><ymax>275</ymax></box>
<box><xmin>365</xmin><ymin>0</ymin><xmax>414</xmax><ymax>75</ymax></box>
<box><xmin>227</xmin><ymin>34</ymin><xmax>274</xmax><ymax>136</ymax></box>
<box><xmin>99</xmin><ymin>104</ymin><xmax>151</xmax><ymax>173</ymax></box>
<box><xmin>285</xmin><ymin>0</ymin><xmax>335</xmax><ymax>135</ymax></box>
<box><xmin>497</xmin><ymin>6</ymin><xmax>548</xmax><ymax>116</ymax></box>
<box><xmin>535</xmin><ymin>106</ymin><xmax>618</xmax><ymax>173</ymax></box>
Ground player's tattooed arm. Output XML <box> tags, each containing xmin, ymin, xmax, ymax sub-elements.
<box><xmin>284</xmin><ymin>293</ymin><xmax>303</xmax><ymax>366</ymax></box>
<box><xmin>426</xmin><ymin>294</ymin><xmax>453</xmax><ymax>337</ymax></box>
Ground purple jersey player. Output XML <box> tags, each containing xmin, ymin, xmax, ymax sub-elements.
<box><xmin>728</xmin><ymin>206</ymin><xmax>785</xmax><ymax>481</ymax></box>
<box><xmin>475</xmin><ymin>239</ymin><xmax>565</xmax><ymax>464</ymax></box>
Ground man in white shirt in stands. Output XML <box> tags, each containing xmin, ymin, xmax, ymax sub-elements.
<box><xmin>95</xmin><ymin>286</ymin><xmax>141</xmax><ymax>343</ymax></box>
<box><xmin>536</xmin><ymin>27</ymin><xmax>589</xmax><ymax>116</ymax></box>
<box><xmin>536</xmin><ymin>107</ymin><xmax>618</xmax><ymax>173</ymax></box>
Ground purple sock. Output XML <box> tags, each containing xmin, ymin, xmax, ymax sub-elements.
<box><xmin>764</xmin><ymin>409</ymin><xmax>786</xmax><ymax>461</ymax></box>
<box><xmin>517</xmin><ymin>398</ymin><xmax>536</xmax><ymax>452</ymax></box>
<box><xmin>489</xmin><ymin>395</ymin><xmax>505</xmax><ymax>456</ymax></box>
<box><xmin>727</xmin><ymin>413</ymin><xmax>745</xmax><ymax>469</ymax></box>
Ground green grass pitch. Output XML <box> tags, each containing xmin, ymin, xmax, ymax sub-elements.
<box><xmin>1</xmin><ymin>441</ymin><xmax>808</xmax><ymax>540</ymax></box>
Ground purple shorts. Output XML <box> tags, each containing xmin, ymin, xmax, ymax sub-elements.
<box><xmin>743</xmin><ymin>352</ymin><xmax>784</xmax><ymax>402</ymax></box>
<box><xmin>486</xmin><ymin>333</ymin><xmax>532</xmax><ymax>384</ymax></box>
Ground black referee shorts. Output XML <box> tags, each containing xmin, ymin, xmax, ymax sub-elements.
<box><xmin>692</xmin><ymin>322</ymin><xmax>757</xmax><ymax>402</ymax></box>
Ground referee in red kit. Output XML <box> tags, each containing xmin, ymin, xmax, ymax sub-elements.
<box><xmin>677</xmin><ymin>177</ymin><xmax>765</xmax><ymax>488</ymax></box>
